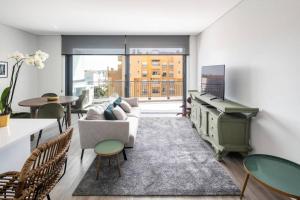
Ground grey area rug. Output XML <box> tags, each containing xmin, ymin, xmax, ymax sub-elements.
<box><xmin>73</xmin><ymin>117</ymin><xmax>240</xmax><ymax>196</ymax></box>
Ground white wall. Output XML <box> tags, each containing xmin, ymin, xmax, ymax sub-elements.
<box><xmin>187</xmin><ymin>36</ymin><xmax>198</xmax><ymax>91</ymax></box>
<box><xmin>197</xmin><ymin>0</ymin><xmax>300</xmax><ymax>163</ymax></box>
<box><xmin>0</xmin><ymin>24</ymin><xmax>38</xmax><ymax>112</ymax></box>
<box><xmin>37</xmin><ymin>36</ymin><xmax>64</xmax><ymax>96</ymax></box>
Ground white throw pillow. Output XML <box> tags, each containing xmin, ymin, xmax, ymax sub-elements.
<box><xmin>112</xmin><ymin>106</ymin><xmax>128</xmax><ymax>120</ymax></box>
<box><xmin>86</xmin><ymin>106</ymin><xmax>105</xmax><ymax>120</ymax></box>
<box><xmin>120</xmin><ymin>100</ymin><xmax>132</xmax><ymax>113</ymax></box>
<box><xmin>123</xmin><ymin>97</ymin><xmax>139</xmax><ymax>107</ymax></box>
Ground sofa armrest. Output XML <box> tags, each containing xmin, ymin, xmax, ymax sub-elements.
<box><xmin>78</xmin><ymin>118</ymin><xmax>130</xmax><ymax>149</ymax></box>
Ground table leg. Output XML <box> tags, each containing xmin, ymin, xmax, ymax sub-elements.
<box><xmin>96</xmin><ymin>156</ymin><xmax>101</xmax><ymax>180</ymax></box>
<box><xmin>122</xmin><ymin>148</ymin><xmax>127</xmax><ymax>160</ymax></box>
<box><xmin>240</xmin><ymin>173</ymin><xmax>250</xmax><ymax>199</ymax></box>
<box><xmin>30</xmin><ymin>107</ymin><xmax>38</xmax><ymax>141</ymax></box>
<box><xmin>66</xmin><ymin>103</ymin><xmax>71</xmax><ymax>127</ymax></box>
<box><xmin>116</xmin><ymin>154</ymin><xmax>121</xmax><ymax>177</ymax></box>
<box><xmin>30</xmin><ymin>107</ymin><xmax>38</xmax><ymax>118</ymax></box>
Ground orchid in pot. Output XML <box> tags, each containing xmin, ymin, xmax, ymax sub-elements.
<box><xmin>0</xmin><ymin>50</ymin><xmax>49</xmax><ymax>127</ymax></box>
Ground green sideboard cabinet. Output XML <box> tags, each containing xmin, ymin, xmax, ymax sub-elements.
<box><xmin>190</xmin><ymin>92</ymin><xmax>259</xmax><ymax>160</ymax></box>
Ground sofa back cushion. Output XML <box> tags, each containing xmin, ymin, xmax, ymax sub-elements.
<box><xmin>113</xmin><ymin>106</ymin><xmax>128</xmax><ymax>120</ymax></box>
<box><xmin>104</xmin><ymin>104</ymin><xmax>117</xmax><ymax>120</ymax></box>
<box><xmin>123</xmin><ymin>97</ymin><xmax>139</xmax><ymax>107</ymax></box>
<box><xmin>120</xmin><ymin>100</ymin><xmax>132</xmax><ymax>113</ymax></box>
<box><xmin>86</xmin><ymin>106</ymin><xmax>105</xmax><ymax>120</ymax></box>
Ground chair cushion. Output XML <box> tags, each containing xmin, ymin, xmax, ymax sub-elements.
<box><xmin>120</xmin><ymin>100</ymin><xmax>132</xmax><ymax>113</ymax></box>
<box><xmin>112</xmin><ymin>106</ymin><xmax>128</xmax><ymax>120</ymax></box>
<box><xmin>86</xmin><ymin>106</ymin><xmax>105</xmax><ymax>120</ymax></box>
<box><xmin>113</xmin><ymin>97</ymin><xmax>122</xmax><ymax>107</ymax></box>
<box><xmin>104</xmin><ymin>104</ymin><xmax>117</xmax><ymax>120</ymax></box>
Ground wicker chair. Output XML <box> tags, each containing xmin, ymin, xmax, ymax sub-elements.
<box><xmin>0</xmin><ymin>128</ymin><xmax>73</xmax><ymax>200</ymax></box>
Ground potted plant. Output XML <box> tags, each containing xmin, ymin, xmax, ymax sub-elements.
<box><xmin>0</xmin><ymin>50</ymin><xmax>49</xmax><ymax>127</ymax></box>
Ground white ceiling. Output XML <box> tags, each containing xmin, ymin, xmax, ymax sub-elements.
<box><xmin>0</xmin><ymin>0</ymin><xmax>242</xmax><ymax>35</ymax></box>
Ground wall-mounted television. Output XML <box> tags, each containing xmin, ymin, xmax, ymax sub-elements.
<box><xmin>201</xmin><ymin>65</ymin><xmax>225</xmax><ymax>100</ymax></box>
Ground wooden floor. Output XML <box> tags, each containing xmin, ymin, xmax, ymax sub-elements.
<box><xmin>47</xmin><ymin>115</ymin><xmax>288</xmax><ymax>200</ymax></box>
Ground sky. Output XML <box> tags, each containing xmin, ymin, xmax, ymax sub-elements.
<box><xmin>73</xmin><ymin>55</ymin><xmax>121</xmax><ymax>80</ymax></box>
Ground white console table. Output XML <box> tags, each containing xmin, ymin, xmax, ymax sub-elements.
<box><xmin>0</xmin><ymin>119</ymin><xmax>56</xmax><ymax>173</ymax></box>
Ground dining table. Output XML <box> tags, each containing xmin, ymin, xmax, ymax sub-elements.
<box><xmin>18</xmin><ymin>96</ymin><xmax>78</xmax><ymax>126</ymax></box>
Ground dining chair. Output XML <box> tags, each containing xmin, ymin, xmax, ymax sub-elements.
<box><xmin>10</xmin><ymin>112</ymin><xmax>31</xmax><ymax>118</ymax></box>
<box><xmin>36</xmin><ymin>103</ymin><xmax>65</xmax><ymax>148</ymax></box>
<box><xmin>71</xmin><ymin>90</ymin><xmax>90</xmax><ymax>118</ymax></box>
<box><xmin>41</xmin><ymin>93</ymin><xmax>68</xmax><ymax>128</ymax></box>
<box><xmin>0</xmin><ymin>128</ymin><xmax>73</xmax><ymax>200</ymax></box>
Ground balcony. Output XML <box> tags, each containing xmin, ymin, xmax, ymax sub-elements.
<box><xmin>130</xmin><ymin>80</ymin><xmax>182</xmax><ymax>100</ymax></box>
<box><xmin>74</xmin><ymin>80</ymin><xmax>183</xmax><ymax>102</ymax></box>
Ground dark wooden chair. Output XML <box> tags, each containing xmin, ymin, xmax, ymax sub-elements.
<box><xmin>71</xmin><ymin>90</ymin><xmax>90</xmax><ymax>118</ymax></box>
<box><xmin>177</xmin><ymin>96</ymin><xmax>192</xmax><ymax>117</ymax></box>
<box><xmin>36</xmin><ymin>103</ymin><xmax>65</xmax><ymax>147</ymax></box>
<box><xmin>0</xmin><ymin>128</ymin><xmax>73</xmax><ymax>200</ymax></box>
<box><xmin>41</xmin><ymin>93</ymin><xmax>68</xmax><ymax>128</ymax></box>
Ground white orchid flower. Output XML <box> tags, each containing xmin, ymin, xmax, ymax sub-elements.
<box><xmin>33</xmin><ymin>55</ymin><xmax>43</xmax><ymax>68</ymax></box>
<box><xmin>10</xmin><ymin>50</ymin><xmax>48</xmax><ymax>69</ymax></box>
<box><xmin>36</xmin><ymin>62</ymin><xmax>45</xmax><ymax>69</ymax></box>
<box><xmin>25</xmin><ymin>56</ymin><xmax>35</xmax><ymax>65</ymax></box>
<box><xmin>10</xmin><ymin>51</ymin><xmax>25</xmax><ymax>61</ymax></box>
<box><xmin>35</xmin><ymin>50</ymin><xmax>49</xmax><ymax>62</ymax></box>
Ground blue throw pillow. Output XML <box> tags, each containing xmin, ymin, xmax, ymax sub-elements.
<box><xmin>104</xmin><ymin>104</ymin><xmax>117</xmax><ymax>120</ymax></box>
<box><xmin>113</xmin><ymin>97</ymin><xmax>122</xmax><ymax>107</ymax></box>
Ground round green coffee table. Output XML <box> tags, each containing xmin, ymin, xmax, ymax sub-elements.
<box><xmin>94</xmin><ymin>139</ymin><xmax>125</xmax><ymax>179</ymax></box>
<box><xmin>241</xmin><ymin>154</ymin><xmax>300</xmax><ymax>199</ymax></box>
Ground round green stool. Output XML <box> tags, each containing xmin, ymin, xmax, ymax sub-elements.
<box><xmin>94</xmin><ymin>139</ymin><xmax>125</xmax><ymax>179</ymax></box>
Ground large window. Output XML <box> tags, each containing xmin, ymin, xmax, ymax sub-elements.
<box><xmin>63</xmin><ymin>35</ymin><xmax>189</xmax><ymax>102</ymax></box>
<box><xmin>72</xmin><ymin>55</ymin><xmax>125</xmax><ymax>100</ymax></box>
<box><xmin>129</xmin><ymin>55</ymin><xmax>183</xmax><ymax>100</ymax></box>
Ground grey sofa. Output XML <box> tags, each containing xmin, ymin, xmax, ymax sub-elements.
<box><xmin>78</xmin><ymin>97</ymin><xmax>140</xmax><ymax>160</ymax></box>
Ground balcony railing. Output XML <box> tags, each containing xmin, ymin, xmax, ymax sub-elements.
<box><xmin>129</xmin><ymin>81</ymin><xmax>182</xmax><ymax>99</ymax></box>
<box><xmin>74</xmin><ymin>80</ymin><xmax>183</xmax><ymax>101</ymax></box>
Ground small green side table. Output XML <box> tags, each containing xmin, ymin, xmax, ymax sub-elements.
<box><xmin>241</xmin><ymin>154</ymin><xmax>300</xmax><ymax>199</ymax></box>
<box><xmin>94</xmin><ymin>139</ymin><xmax>125</xmax><ymax>179</ymax></box>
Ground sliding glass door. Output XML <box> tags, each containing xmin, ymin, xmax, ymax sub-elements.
<box><xmin>69</xmin><ymin>54</ymin><xmax>184</xmax><ymax>102</ymax></box>
<box><xmin>63</xmin><ymin>35</ymin><xmax>189</xmax><ymax>104</ymax></box>
<box><xmin>129</xmin><ymin>55</ymin><xmax>183</xmax><ymax>100</ymax></box>
<box><xmin>72</xmin><ymin>55</ymin><xmax>125</xmax><ymax>102</ymax></box>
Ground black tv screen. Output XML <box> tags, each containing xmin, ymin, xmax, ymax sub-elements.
<box><xmin>201</xmin><ymin>65</ymin><xmax>225</xmax><ymax>99</ymax></box>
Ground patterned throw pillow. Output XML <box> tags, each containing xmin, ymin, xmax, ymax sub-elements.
<box><xmin>104</xmin><ymin>104</ymin><xmax>117</xmax><ymax>120</ymax></box>
<box><xmin>113</xmin><ymin>97</ymin><xmax>122</xmax><ymax>107</ymax></box>
<box><xmin>86</xmin><ymin>106</ymin><xmax>105</xmax><ymax>120</ymax></box>
<box><xmin>120</xmin><ymin>100</ymin><xmax>132</xmax><ymax>113</ymax></box>
<box><xmin>112</xmin><ymin>106</ymin><xmax>128</xmax><ymax>120</ymax></box>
